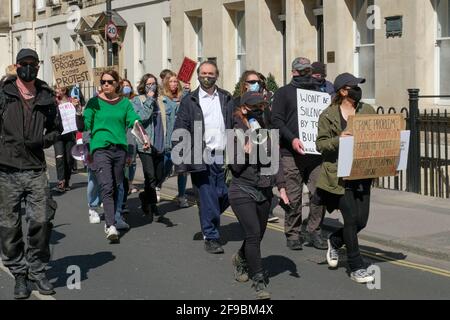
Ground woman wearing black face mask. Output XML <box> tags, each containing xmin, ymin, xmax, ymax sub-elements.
<box><xmin>228</xmin><ymin>92</ymin><xmax>289</xmax><ymax>299</ymax></box>
<box><xmin>315</xmin><ymin>73</ymin><xmax>377</xmax><ymax>284</ymax></box>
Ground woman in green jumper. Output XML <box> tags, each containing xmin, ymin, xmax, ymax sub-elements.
<box><xmin>84</xmin><ymin>70</ymin><xmax>145</xmax><ymax>241</ymax></box>
<box><xmin>315</xmin><ymin>73</ymin><xmax>376</xmax><ymax>283</ymax></box>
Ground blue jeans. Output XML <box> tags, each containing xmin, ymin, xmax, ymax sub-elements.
<box><xmin>115</xmin><ymin>183</ymin><xmax>125</xmax><ymax>220</ymax></box>
<box><xmin>191</xmin><ymin>163</ymin><xmax>229</xmax><ymax>240</ymax></box>
<box><xmin>164</xmin><ymin>151</ymin><xmax>187</xmax><ymax>197</ymax></box>
<box><xmin>87</xmin><ymin>168</ymin><xmax>101</xmax><ymax>208</ymax></box>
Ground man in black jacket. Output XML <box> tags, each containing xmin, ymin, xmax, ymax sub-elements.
<box><xmin>271</xmin><ymin>57</ymin><xmax>327</xmax><ymax>251</ymax></box>
<box><xmin>173</xmin><ymin>60</ymin><xmax>233</xmax><ymax>254</ymax></box>
<box><xmin>0</xmin><ymin>49</ymin><xmax>61</xmax><ymax>299</ymax></box>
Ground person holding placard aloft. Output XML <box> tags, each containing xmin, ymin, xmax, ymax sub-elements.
<box><xmin>315</xmin><ymin>73</ymin><xmax>376</xmax><ymax>284</ymax></box>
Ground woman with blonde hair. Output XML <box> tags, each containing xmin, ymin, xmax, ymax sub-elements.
<box><xmin>160</xmin><ymin>71</ymin><xmax>190</xmax><ymax>208</ymax></box>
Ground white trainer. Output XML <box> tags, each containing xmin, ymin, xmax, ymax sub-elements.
<box><xmin>115</xmin><ymin>217</ymin><xmax>130</xmax><ymax>230</ymax></box>
<box><xmin>350</xmin><ymin>269</ymin><xmax>375</xmax><ymax>284</ymax></box>
<box><xmin>105</xmin><ymin>225</ymin><xmax>119</xmax><ymax>241</ymax></box>
<box><xmin>89</xmin><ymin>208</ymin><xmax>101</xmax><ymax>224</ymax></box>
<box><xmin>326</xmin><ymin>239</ymin><xmax>339</xmax><ymax>268</ymax></box>
<box><xmin>156</xmin><ymin>187</ymin><xmax>161</xmax><ymax>203</ymax></box>
<box><xmin>178</xmin><ymin>196</ymin><xmax>189</xmax><ymax>208</ymax></box>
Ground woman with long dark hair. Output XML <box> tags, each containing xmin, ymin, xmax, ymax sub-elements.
<box><xmin>315</xmin><ymin>73</ymin><xmax>376</xmax><ymax>283</ymax></box>
<box><xmin>132</xmin><ymin>73</ymin><xmax>165</xmax><ymax>221</ymax></box>
<box><xmin>83</xmin><ymin>70</ymin><xmax>143</xmax><ymax>241</ymax></box>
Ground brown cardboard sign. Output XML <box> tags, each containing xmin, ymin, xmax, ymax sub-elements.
<box><xmin>345</xmin><ymin>114</ymin><xmax>405</xmax><ymax>180</ymax></box>
<box><xmin>51</xmin><ymin>50</ymin><xmax>91</xmax><ymax>88</ymax></box>
<box><xmin>92</xmin><ymin>66</ymin><xmax>120</xmax><ymax>86</ymax></box>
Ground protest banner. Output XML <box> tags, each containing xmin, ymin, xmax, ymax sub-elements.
<box><xmin>177</xmin><ymin>57</ymin><xmax>197</xmax><ymax>83</ymax></box>
<box><xmin>341</xmin><ymin>114</ymin><xmax>406</xmax><ymax>180</ymax></box>
<box><xmin>297</xmin><ymin>89</ymin><xmax>331</xmax><ymax>154</ymax></box>
<box><xmin>92</xmin><ymin>65</ymin><xmax>120</xmax><ymax>86</ymax></box>
<box><xmin>51</xmin><ymin>50</ymin><xmax>91</xmax><ymax>87</ymax></box>
<box><xmin>58</xmin><ymin>102</ymin><xmax>78</xmax><ymax>135</ymax></box>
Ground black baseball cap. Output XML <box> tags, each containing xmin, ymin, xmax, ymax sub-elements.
<box><xmin>16</xmin><ymin>48</ymin><xmax>39</xmax><ymax>64</ymax></box>
<box><xmin>241</xmin><ymin>92</ymin><xmax>268</xmax><ymax>107</ymax></box>
<box><xmin>333</xmin><ymin>72</ymin><xmax>365</xmax><ymax>92</ymax></box>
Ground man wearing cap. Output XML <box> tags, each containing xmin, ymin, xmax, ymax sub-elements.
<box><xmin>271</xmin><ymin>57</ymin><xmax>327</xmax><ymax>251</ymax></box>
<box><xmin>0</xmin><ymin>49</ymin><xmax>61</xmax><ymax>299</ymax></box>
<box><xmin>311</xmin><ymin>61</ymin><xmax>335</xmax><ymax>98</ymax></box>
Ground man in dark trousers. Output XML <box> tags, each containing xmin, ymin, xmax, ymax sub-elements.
<box><xmin>271</xmin><ymin>57</ymin><xmax>327</xmax><ymax>251</ymax></box>
<box><xmin>173</xmin><ymin>60</ymin><xmax>233</xmax><ymax>254</ymax></box>
<box><xmin>0</xmin><ymin>49</ymin><xmax>61</xmax><ymax>299</ymax></box>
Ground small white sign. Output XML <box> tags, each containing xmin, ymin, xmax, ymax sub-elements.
<box><xmin>297</xmin><ymin>89</ymin><xmax>331</xmax><ymax>155</ymax></box>
<box><xmin>58</xmin><ymin>102</ymin><xmax>78</xmax><ymax>135</ymax></box>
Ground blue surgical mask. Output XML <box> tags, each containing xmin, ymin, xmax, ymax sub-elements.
<box><xmin>123</xmin><ymin>86</ymin><xmax>132</xmax><ymax>96</ymax></box>
<box><xmin>248</xmin><ymin>82</ymin><xmax>260</xmax><ymax>92</ymax></box>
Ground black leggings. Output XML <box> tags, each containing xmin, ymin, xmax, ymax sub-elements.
<box><xmin>53</xmin><ymin>133</ymin><xmax>75</xmax><ymax>183</ymax></box>
<box><xmin>229</xmin><ymin>190</ymin><xmax>271</xmax><ymax>278</ymax></box>
<box><xmin>139</xmin><ymin>152</ymin><xmax>164</xmax><ymax>205</ymax></box>
<box><xmin>329</xmin><ymin>183</ymin><xmax>371</xmax><ymax>272</ymax></box>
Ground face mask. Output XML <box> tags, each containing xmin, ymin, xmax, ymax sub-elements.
<box><xmin>248</xmin><ymin>82</ymin><xmax>260</xmax><ymax>92</ymax></box>
<box><xmin>123</xmin><ymin>86</ymin><xmax>132</xmax><ymax>96</ymax></box>
<box><xmin>145</xmin><ymin>84</ymin><xmax>157</xmax><ymax>94</ymax></box>
<box><xmin>17</xmin><ymin>64</ymin><xmax>38</xmax><ymax>82</ymax></box>
<box><xmin>198</xmin><ymin>76</ymin><xmax>217</xmax><ymax>89</ymax></box>
<box><xmin>347</xmin><ymin>86</ymin><xmax>362</xmax><ymax>104</ymax></box>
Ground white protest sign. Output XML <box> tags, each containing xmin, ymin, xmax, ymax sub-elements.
<box><xmin>58</xmin><ymin>102</ymin><xmax>78</xmax><ymax>135</ymax></box>
<box><xmin>297</xmin><ymin>89</ymin><xmax>331</xmax><ymax>155</ymax></box>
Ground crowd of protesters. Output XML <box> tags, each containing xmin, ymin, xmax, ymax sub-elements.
<box><xmin>0</xmin><ymin>48</ymin><xmax>377</xmax><ymax>301</ymax></box>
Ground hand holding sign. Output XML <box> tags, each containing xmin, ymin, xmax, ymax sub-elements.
<box><xmin>292</xmin><ymin>138</ymin><xmax>306</xmax><ymax>155</ymax></box>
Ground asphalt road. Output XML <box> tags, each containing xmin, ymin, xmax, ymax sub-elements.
<box><xmin>1</xmin><ymin>164</ymin><xmax>450</xmax><ymax>300</ymax></box>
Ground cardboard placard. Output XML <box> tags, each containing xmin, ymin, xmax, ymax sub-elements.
<box><xmin>92</xmin><ymin>66</ymin><xmax>120</xmax><ymax>86</ymax></box>
<box><xmin>345</xmin><ymin>114</ymin><xmax>405</xmax><ymax>180</ymax></box>
<box><xmin>51</xmin><ymin>50</ymin><xmax>91</xmax><ymax>88</ymax></box>
<box><xmin>297</xmin><ymin>89</ymin><xmax>331</xmax><ymax>155</ymax></box>
<box><xmin>177</xmin><ymin>57</ymin><xmax>197</xmax><ymax>83</ymax></box>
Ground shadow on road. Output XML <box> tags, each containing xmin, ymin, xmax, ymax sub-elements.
<box><xmin>263</xmin><ymin>255</ymin><xmax>300</xmax><ymax>279</ymax></box>
<box><xmin>48</xmin><ymin>251</ymin><xmax>116</xmax><ymax>289</ymax></box>
<box><xmin>122</xmin><ymin>198</ymin><xmax>178</xmax><ymax>229</ymax></box>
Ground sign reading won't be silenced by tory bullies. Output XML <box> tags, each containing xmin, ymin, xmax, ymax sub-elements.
<box><xmin>51</xmin><ymin>50</ymin><xmax>91</xmax><ymax>88</ymax></box>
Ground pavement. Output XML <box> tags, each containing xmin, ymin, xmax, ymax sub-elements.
<box><xmin>0</xmin><ymin>151</ymin><xmax>448</xmax><ymax>300</ymax></box>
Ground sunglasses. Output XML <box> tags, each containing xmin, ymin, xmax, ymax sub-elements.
<box><xmin>246</xmin><ymin>80</ymin><xmax>261</xmax><ymax>85</ymax></box>
<box><xmin>100</xmin><ymin>80</ymin><xmax>115</xmax><ymax>85</ymax></box>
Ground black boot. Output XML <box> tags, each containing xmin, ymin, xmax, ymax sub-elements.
<box><xmin>304</xmin><ymin>231</ymin><xmax>328</xmax><ymax>250</ymax></box>
<box><xmin>32</xmin><ymin>277</ymin><xmax>55</xmax><ymax>295</ymax></box>
<box><xmin>139</xmin><ymin>192</ymin><xmax>150</xmax><ymax>216</ymax></box>
<box><xmin>232</xmin><ymin>251</ymin><xmax>249</xmax><ymax>282</ymax></box>
<box><xmin>14</xmin><ymin>274</ymin><xmax>31</xmax><ymax>299</ymax></box>
<box><xmin>251</xmin><ymin>273</ymin><xmax>270</xmax><ymax>300</ymax></box>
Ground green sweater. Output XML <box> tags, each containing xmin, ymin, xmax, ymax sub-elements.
<box><xmin>83</xmin><ymin>97</ymin><xmax>141</xmax><ymax>154</ymax></box>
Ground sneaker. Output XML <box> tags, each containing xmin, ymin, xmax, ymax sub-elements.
<box><xmin>177</xmin><ymin>196</ymin><xmax>189</xmax><ymax>208</ymax></box>
<box><xmin>267</xmin><ymin>213</ymin><xmax>279</xmax><ymax>223</ymax></box>
<box><xmin>232</xmin><ymin>252</ymin><xmax>249</xmax><ymax>282</ymax></box>
<box><xmin>286</xmin><ymin>239</ymin><xmax>303</xmax><ymax>251</ymax></box>
<box><xmin>350</xmin><ymin>269</ymin><xmax>375</xmax><ymax>284</ymax></box>
<box><xmin>105</xmin><ymin>225</ymin><xmax>119</xmax><ymax>241</ymax></box>
<box><xmin>14</xmin><ymin>275</ymin><xmax>31</xmax><ymax>299</ymax></box>
<box><xmin>326</xmin><ymin>239</ymin><xmax>339</xmax><ymax>268</ymax></box>
<box><xmin>156</xmin><ymin>187</ymin><xmax>161</xmax><ymax>203</ymax></box>
<box><xmin>251</xmin><ymin>273</ymin><xmax>271</xmax><ymax>300</ymax></box>
<box><xmin>129</xmin><ymin>184</ymin><xmax>139</xmax><ymax>194</ymax></box>
<box><xmin>204</xmin><ymin>240</ymin><xmax>224</xmax><ymax>254</ymax></box>
<box><xmin>89</xmin><ymin>208</ymin><xmax>101</xmax><ymax>224</ymax></box>
<box><xmin>304</xmin><ymin>231</ymin><xmax>328</xmax><ymax>250</ymax></box>
<box><xmin>31</xmin><ymin>277</ymin><xmax>55</xmax><ymax>295</ymax></box>
<box><xmin>115</xmin><ymin>217</ymin><xmax>130</xmax><ymax>230</ymax></box>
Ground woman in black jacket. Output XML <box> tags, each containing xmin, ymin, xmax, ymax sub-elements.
<box><xmin>228</xmin><ymin>92</ymin><xmax>289</xmax><ymax>300</ymax></box>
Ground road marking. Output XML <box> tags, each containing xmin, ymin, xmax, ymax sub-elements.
<box><xmin>44</xmin><ymin>158</ymin><xmax>450</xmax><ymax>279</ymax></box>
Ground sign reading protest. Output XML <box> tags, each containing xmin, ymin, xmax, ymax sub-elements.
<box><xmin>297</xmin><ymin>89</ymin><xmax>331</xmax><ymax>155</ymax></box>
<box><xmin>51</xmin><ymin>50</ymin><xmax>91</xmax><ymax>88</ymax></box>
<box><xmin>58</xmin><ymin>102</ymin><xmax>78</xmax><ymax>135</ymax></box>
<box><xmin>92</xmin><ymin>66</ymin><xmax>120</xmax><ymax>86</ymax></box>
<box><xmin>343</xmin><ymin>114</ymin><xmax>406</xmax><ymax>180</ymax></box>
<box><xmin>177</xmin><ymin>57</ymin><xmax>197</xmax><ymax>83</ymax></box>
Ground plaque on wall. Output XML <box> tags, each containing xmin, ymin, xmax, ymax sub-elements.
<box><xmin>327</xmin><ymin>51</ymin><xmax>335</xmax><ymax>64</ymax></box>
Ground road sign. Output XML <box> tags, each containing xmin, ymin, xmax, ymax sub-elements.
<box><xmin>105</xmin><ymin>21</ymin><xmax>119</xmax><ymax>41</ymax></box>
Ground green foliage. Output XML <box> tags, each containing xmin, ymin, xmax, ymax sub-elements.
<box><xmin>265</xmin><ymin>73</ymin><xmax>279</xmax><ymax>93</ymax></box>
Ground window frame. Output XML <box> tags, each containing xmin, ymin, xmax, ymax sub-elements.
<box><xmin>435</xmin><ymin>0</ymin><xmax>450</xmax><ymax>103</ymax></box>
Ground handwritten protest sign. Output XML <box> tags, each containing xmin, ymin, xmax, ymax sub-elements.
<box><xmin>297</xmin><ymin>89</ymin><xmax>331</xmax><ymax>155</ymax></box>
<box><xmin>51</xmin><ymin>50</ymin><xmax>91</xmax><ymax>88</ymax></box>
<box><xmin>58</xmin><ymin>102</ymin><xmax>78</xmax><ymax>135</ymax></box>
<box><xmin>92</xmin><ymin>65</ymin><xmax>120</xmax><ymax>86</ymax></box>
<box><xmin>343</xmin><ymin>114</ymin><xmax>406</xmax><ymax>180</ymax></box>
<box><xmin>177</xmin><ymin>57</ymin><xmax>197</xmax><ymax>83</ymax></box>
